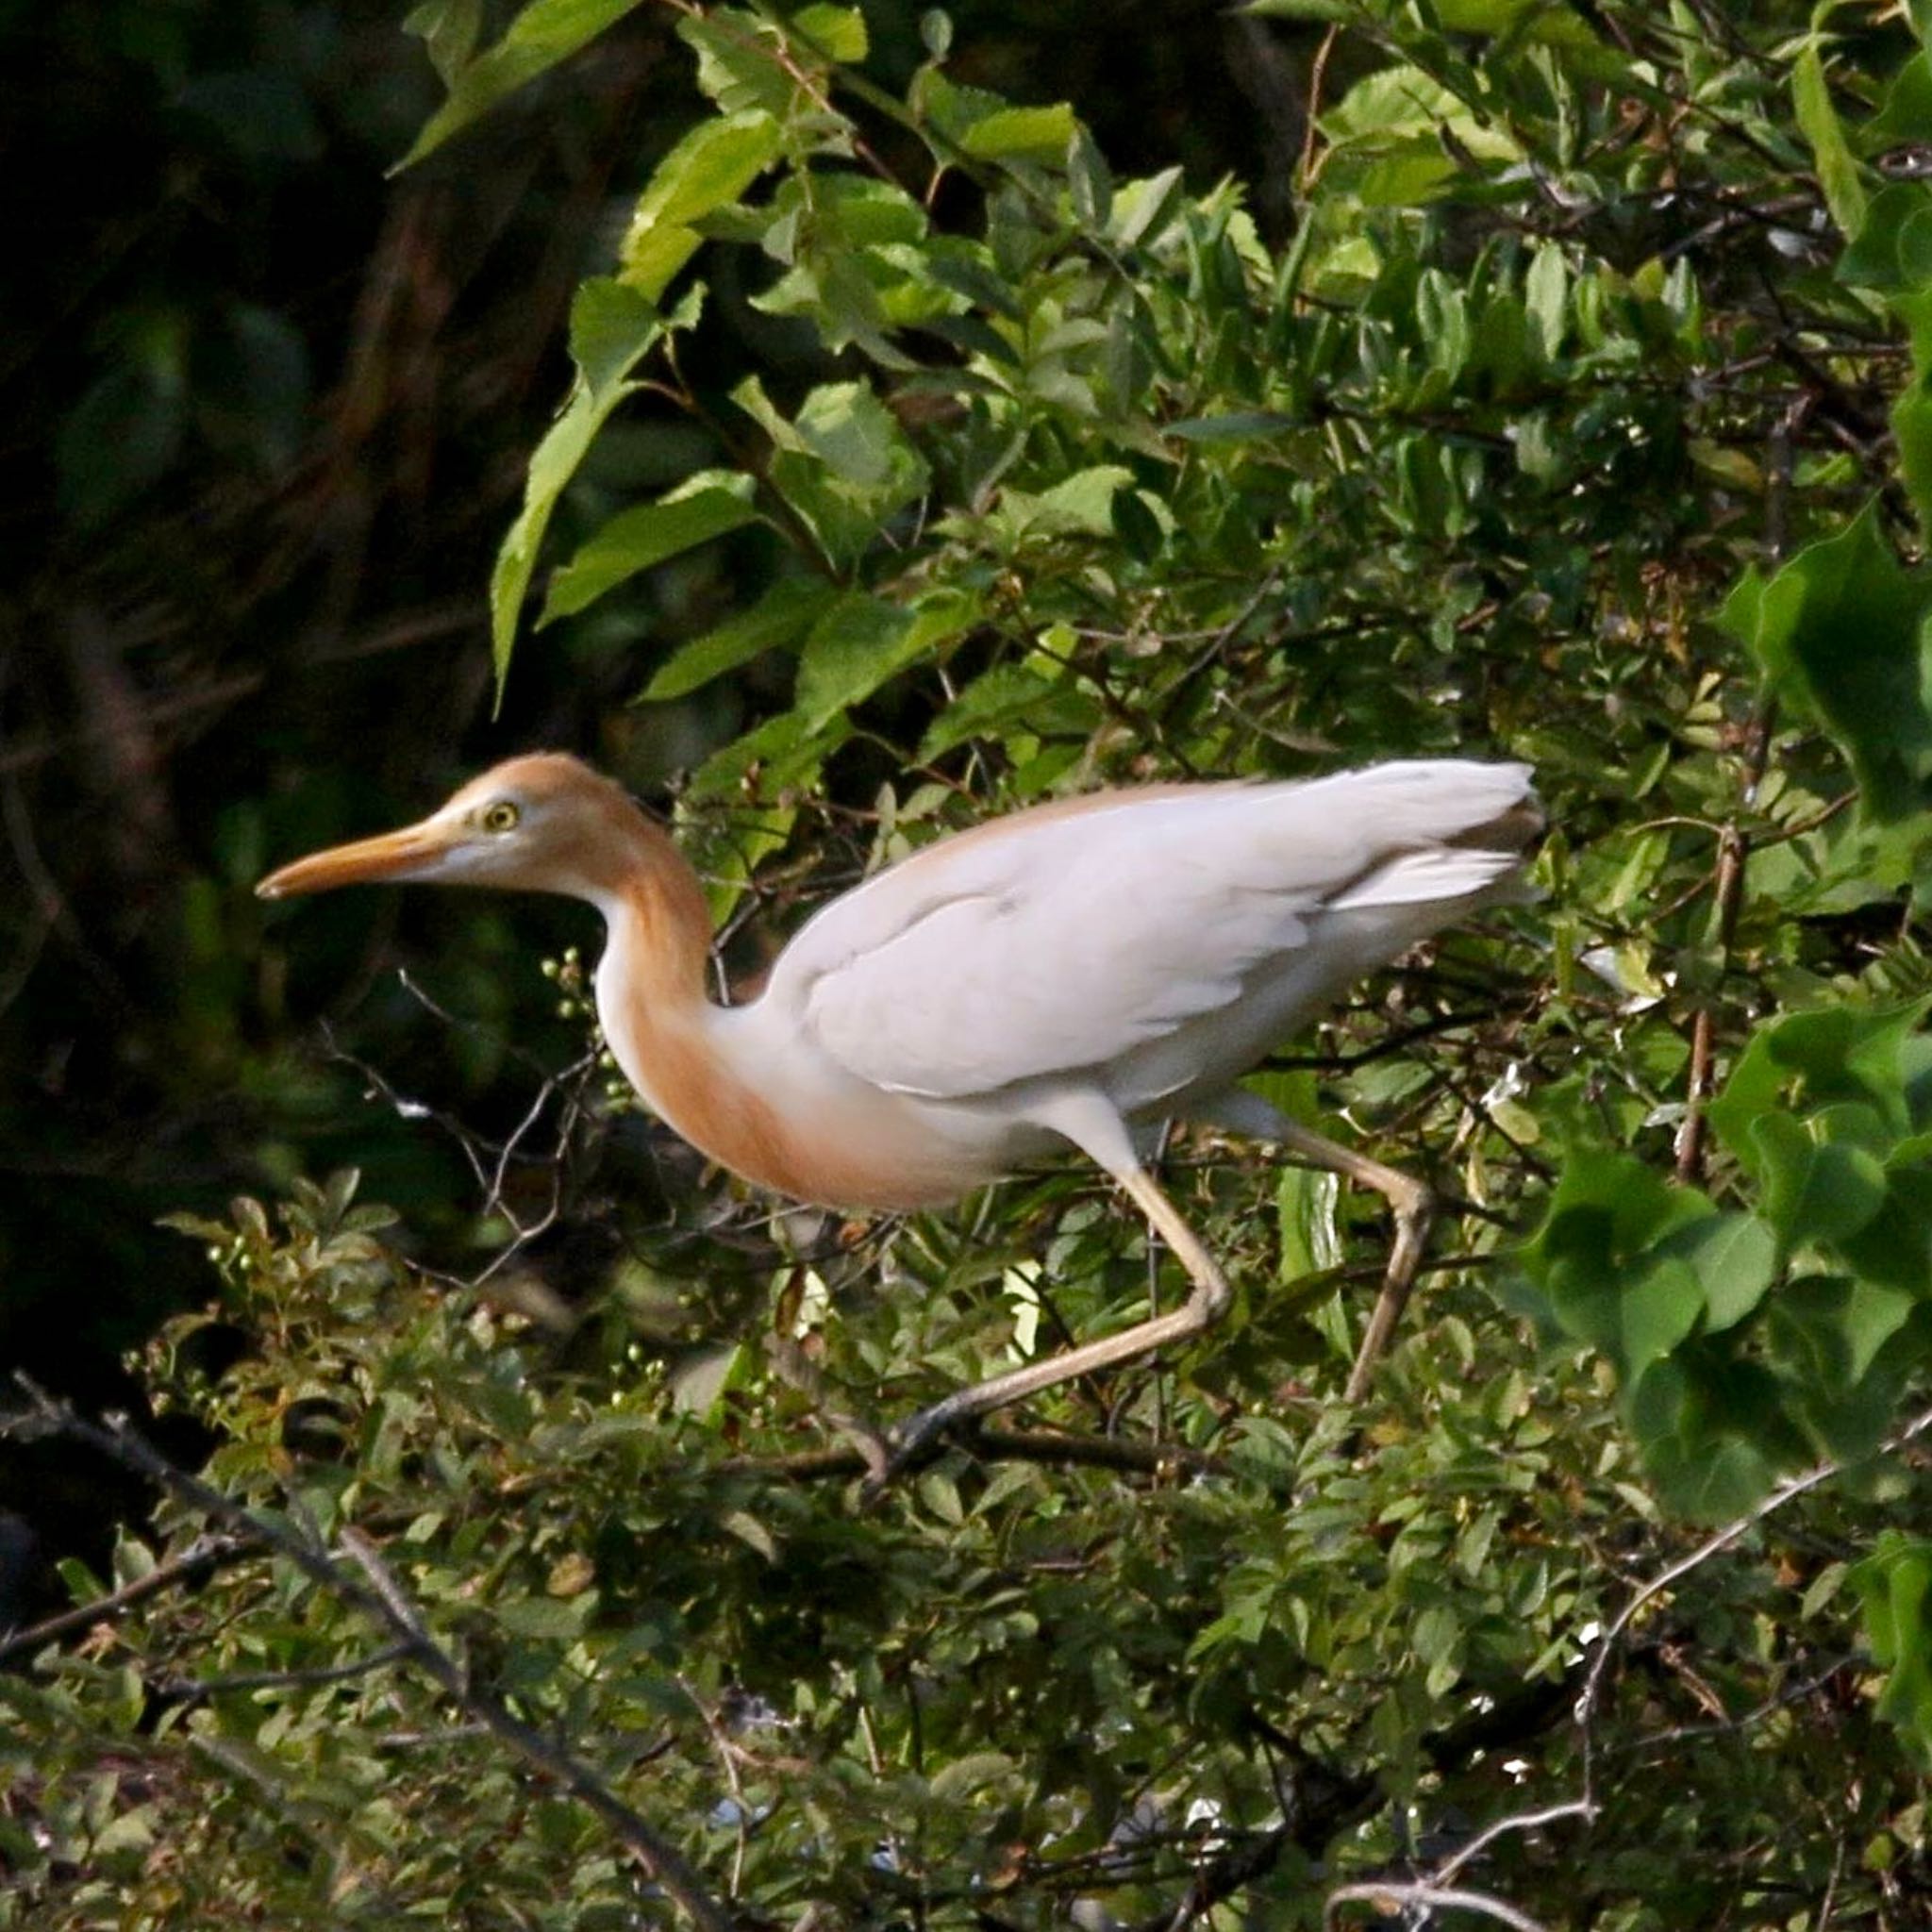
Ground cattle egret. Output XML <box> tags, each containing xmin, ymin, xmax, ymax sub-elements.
<box><xmin>258</xmin><ymin>754</ymin><xmax>1539</xmax><ymax>1466</ymax></box>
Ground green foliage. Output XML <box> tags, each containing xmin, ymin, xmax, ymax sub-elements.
<box><xmin>1721</xmin><ymin>506</ymin><xmax>1932</xmax><ymax>827</ymax></box>
<box><xmin>18</xmin><ymin>0</ymin><xmax>1932</xmax><ymax>1925</ymax></box>
<box><xmin>1526</xmin><ymin>1001</ymin><xmax>1932</xmax><ymax>1517</ymax></box>
<box><xmin>1856</xmin><ymin>1531</ymin><xmax>1932</xmax><ymax>1765</ymax></box>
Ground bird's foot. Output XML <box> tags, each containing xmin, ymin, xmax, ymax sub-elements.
<box><xmin>858</xmin><ymin>1402</ymin><xmax>977</xmax><ymax>1501</ymax></box>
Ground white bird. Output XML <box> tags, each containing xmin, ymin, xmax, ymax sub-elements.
<box><xmin>258</xmin><ymin>755</ymin><xmax>1539</xmax><ymax>1464</ymax></box>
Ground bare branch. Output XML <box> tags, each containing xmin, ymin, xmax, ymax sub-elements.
<box><xmin>1326</xmin><ymin>1877</ymin><xmax>1553</xmax><ymax>1932</ymax></box>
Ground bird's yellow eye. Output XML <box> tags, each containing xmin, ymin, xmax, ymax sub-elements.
<box><xmin>480</xmin><ymin>800</ymin><xmax>521</xmax><ymax>834</ymax></box>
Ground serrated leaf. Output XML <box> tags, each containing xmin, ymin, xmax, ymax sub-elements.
<box><xmin>793</xmin><ymin>381</ymin><xmax>918</xmax><ymax>488</ymax></box>
<box><xmin>541</xmin><ymin>477</ymin><xmax>758</xmax><ymax>623</ymax></box>
<box><xmin>1036</xmin><ymin>464</ymin><xmax>1131</xmax><ymax>535</ymax></box>
<box><xmin>642</xmin><ymin>577</ymin><xmax>838</xmax><ymax>701</ymax></box>
<box><xmin>621</xmin><ymin>110</ymin><xmax>783</xmax><ymax>302</ymax></box>
<box><xmin>918</xmin><ymin>663</ymin><xmax>1060</xmax><ymax>758</ymax></box>
<box><xmin>960</xmin><ymin>103</ymin><xmax>1077</xmax><ymax>163</ymax></box>
<box><xmin>794</xmin><ymin>586</ymin><xmax>979</xmax><ymax>728</ymax></box>
<box><xmin>400</xmin><ymin>0</ymin><xmax>647</xmax><ymax>166</ymax></box>
<box><xmin>677</xmin><ymin>11</ymin><xmax>796</xmax><ymax>117</ymax></box>
<box><xmin>791</xmin><ymin>3</ymin><xmax>867</xmax><ymax>60</ymax></box>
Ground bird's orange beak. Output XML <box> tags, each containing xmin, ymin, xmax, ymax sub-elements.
<box><xmin>256</xmin><ymin>818</ymin><xmax>456</xmax><ymax>900</ymax></box>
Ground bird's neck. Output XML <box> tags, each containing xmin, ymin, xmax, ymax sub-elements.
<box><xmin>596</xmin><ymin>823</ymin><xmax>715</xmax><ymax>1014</ymax></box>
<box><xmin>591</xmin><ymin>826</ymin><xmax>823</xmax><ymax>1199</ymax></box>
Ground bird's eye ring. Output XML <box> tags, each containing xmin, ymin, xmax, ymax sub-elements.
<box><xmin>481</xmin><ymin>800</ymin><xmax>521</xmax><ymax>834</ymax></box>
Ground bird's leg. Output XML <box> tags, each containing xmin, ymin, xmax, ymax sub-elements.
<box><xmin>1194</xmin><ymin>1089</ymin><xmax>1436</xmax><ymax>1401</ymax></box>
<box><xmin>875</xmin><ymin>1093</ymin><xmax>1231</xmax><ymax>1484</ymax></box>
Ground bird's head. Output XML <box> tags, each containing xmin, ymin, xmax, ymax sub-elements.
<box><xmin>256</xmin><ymin>754</ymin><xmax>648</xmax><ymax>907</ymax></box>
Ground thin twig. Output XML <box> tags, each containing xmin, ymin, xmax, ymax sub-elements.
<box><xmin>150</xmin><ymin>1641</ymin><xmax>414</xmax><ymax>1708</ymax></box>
<box><xmin>1326</xmin><ymin>1878</ymin><xmax>1552</xmax><ymax>1932</ymax></box>
<box><xmin>1435</xmin><ymin>1800</ymin><xmax>1597</xmax><ymax>1889</ymax></box>
<box><xmin>11</xmin><ymin>1374</ymin><xmax>739</xmax><ymax>1932</ymax></box>
<box><xmin>1675</xmin><ymin>396</ymin><xmax>1801</xmax><ymax>1181</ymax></box>
<box><xmin>0</xmin><ymin>1531</ymin><xmax>257</xmax><ymax>1664</ymax></box>
<box><xmin>1575</xmin><ymin>1399</ymin><xmax>1932</xmax><ymax>1790</ymax></box>
<box><xmin>713</xmin><ymin>1422</ymin><xmax>1225</xmax><ymax>1484</ymax></box>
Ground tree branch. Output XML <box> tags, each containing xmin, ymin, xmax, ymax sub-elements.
<box><xmin>9</xmin><ymin>1374</ymin><xmax>741</xmax><ymax>1932</ymax></box>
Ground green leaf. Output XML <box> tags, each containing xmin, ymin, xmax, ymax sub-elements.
<box><xmin>495</xmin><ymin>1595</ymin><xmax>588</xmax><ymax>1640</ymax></box>
<box><xmin>793</xmin><ymin>382</ymin><xmax>917</xmax><ymax>488</ymax></box>
<box><xmin>1521</xmin><ymin>1148</ymin><xmax>1714</xmax><ymax>1371</ymax></box>
<box><xmin>404</xmin><ymin>0</ymin><xmax>484</xmax><ymax>87</ymax></box>
<box><xmin>641</xmin><ymin>577</ymin><xmax>839</xmax><ymax>701</ymax></box>
<box><xmin>1242</xmin><ymin>0</ymin><xmax>1352</xmax><ymax>17</ymax></box>
<box><xmin>1870</xmin><ymin>52</ymin><xmax>1932</xmax><ymax>144</ymax></box>
<box><xmin>540</xmin><ymin>476</ymin><xmax>759</xmax><ymax>623</ymax></box>
<box><xmin>1837</xmin><ymin>181</ymin><xmax>1932</xmax><ymax>293</ymax></box>
<box><xmin>677</xmin><ymin>10</ymin><xmax>796</xmax><ymax>116</ymax></box>
<box><xmin>1163</xmin><ymin>411</ymin><xmax>1297</xmax><ymax>443</ymax></box>
<box><xmin>1709</xmin><ymin>1003</ymin><xmax>1932</xmax><ymax>1171</ymax></box>
<box><xmin>1069</xmin><ymin>125</ymin><xmax>1113</xmax><ymax>227</ymax></box>
<box><xmin>1852</xmin><ymin>1534</ymin><xmax>1932</xmax><ymax>1764</ymax></box>
<box><xmin>960</xmin><ymin>103</ymin><xmax>1078</xmax><ymax>163</ymax></box>
<box><xmin>1718</xmin><ymin>502</ymin><xmax>1932</xmax><ymax>824</ymax></box>
<box><xmin>1668</xmin><ymin>1213</ymin><xmax>1779</xmax><ymax>1333</ymax></box>
<box><xmin>1893</xmin><ymin>385</ymin><xmax>1932</xmax><ymax>542</ymax></box>
<box><xmin>1751</xmin><ymin>1112</ymin><xmax>1889</xmax><ymax>1249</ymax></box>
<box><xmin>1843</xmin><ymin>1277</ymin><xmax>1919</xmax><ymax>1382</ymax></box>
<box><xmin>1036</xmin><ymin>464</ymin><xmax>1132</xmax><ymax>535</ymax></box>
<box><xmin>620</xmin><ymin>110</ymin><xmax>784</xmax><ymax>302</ymax></box>
<box><xmin>490</xmin><ymin>280</ymin><xmax>664</xmax><ymax>691</ymax></box>
<box><xmin>733</xmin><ymin>375</ymin><xmax>930</xmax><ymax>569</ymax></box>
<box><xmin>1792</xmin><ymin>42</ymin><xmax>1868</xmax><ymax>241</ymax></box>
<box><xmin>399</xmin><ymin>0</ymin><xmax>647</xmax><ymax>166</ymax></box>
<box><xmin>917</xmin><ymin>662</ymin><xmax>1075</xmax><ymax>759</ymax></box>
<box><xmin>794</xmin><ymin>586</ymin><xmax>980</xmax><ymax>728</ymax></box>
<box><xmin>1620</xmin><ymin>1257</ymin><xmax>1705</xmax><ymax>1381</ymax></box>
<box><xmin>791</xmin><ymin>3</ymin><xmax>868</xmax><ymax>60</ymax></box>
<box><xmin>1277</xmin><ymin>1165</ymin><xmax>1341</xmax><ymax>1285</ymax></box>
<box><xmin>721</xmin><ymin>1508</ymin><xmax>779</xmax><ymax>1561</ymax></box>
<box><xmin>927</xmin><ymin>1751</ymin><xmax>1018</xmax><ymax>1803</ymax></box>
<box><xmin>686</xmin><ymin>708</ymin><xmax>843</xmax><ymax>810</ymax></box>
<box><xmin>1109</xmin><ymin>166</ymin><xmax>1187</xmax><ymax>248</ymax></box>
<box><xmin>1835</xmin><ymin>1158</ymin><xmax>1932</xmax><ymax>1291</ymax></box>
<box><xmin>1525</xmin><ymin>242</ymin><xmax>1568</xmax><ymax>362</ymax></box>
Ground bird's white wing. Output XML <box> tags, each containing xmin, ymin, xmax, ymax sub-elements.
<box><xmin>762</xmin><ymin>762</ymin><xmax>1535</xmax><ymax>1102</ymax></box>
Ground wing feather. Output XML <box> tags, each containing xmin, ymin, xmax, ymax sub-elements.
<box><xmin>760</xmin><ymin>761</ymin><xmax>1535</xmax><ymax>1101</ymax></box>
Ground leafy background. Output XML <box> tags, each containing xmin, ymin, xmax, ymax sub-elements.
<box><xmin>8</xmin><ymin>0</ymin><xmax>1932</xmax><ymax>1925</ymax></box>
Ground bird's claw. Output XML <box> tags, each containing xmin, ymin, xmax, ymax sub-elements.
<box><xmin>858</xmin><ymin>1405</ymin><xmax>970</xmax><ymax>1501</ymax></box>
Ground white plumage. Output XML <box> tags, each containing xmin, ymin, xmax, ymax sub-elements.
<box><xmin>774</xmin><ymin>762</ymin><xmax>1535</xmax><ymax>1111</ymax></box>
<box><xmin>258</xmin><ymin>751</ymin><xmax>1539</xmax><ymax>1468</ymax></box>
